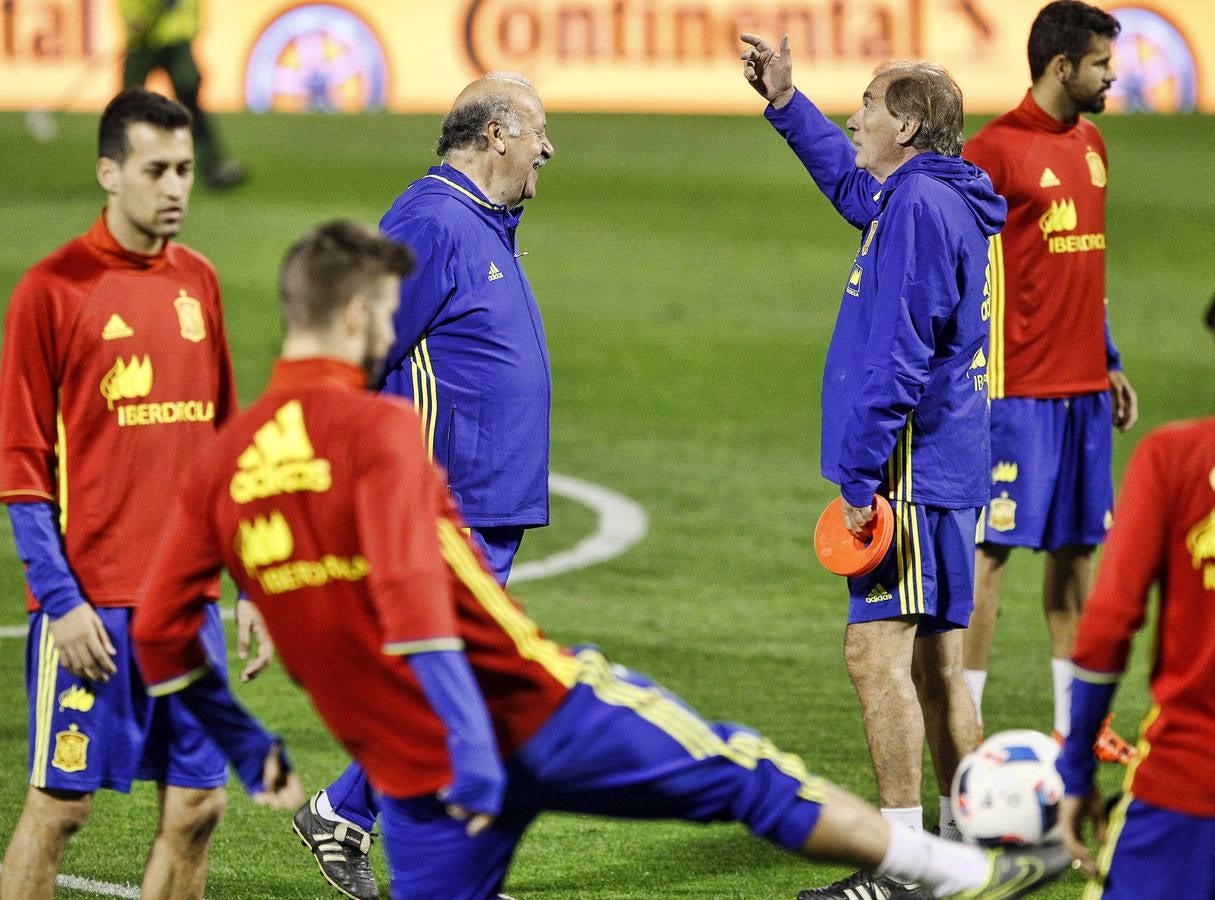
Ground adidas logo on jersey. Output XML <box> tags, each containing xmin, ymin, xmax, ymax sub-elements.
<box><xmin>487</xmin><ymin>261</ymin><xmax>504</xmax><ymax>282</ymax></box>
<box><xmin>102</xmin><ymin>314</ymin><xmax>134</xmax><ymax>340</ymax></box>
<box><xmin>865</xmin><ymin>584</ymin><xmax>893</xmax><ymax>604</ymax></box>
<box><xmin>1039</xmin><ymin>167</ymin><xmax>1061</xmax><ymax>188</ymax></box>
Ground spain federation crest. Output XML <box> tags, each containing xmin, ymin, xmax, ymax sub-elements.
<box><xmin>988</xmin><ymin>493</ymin><xmax>1017</xmax><ymax>532</ymax></box>
<box><xmin>174</xmin><ymin>290</ymin><xmax>206</xmax><ymax>343</ymax></box>
<box><xmin>52</xmin><ymin>724</ymin><xmax>89</xmax><ymax>773</ymax></box>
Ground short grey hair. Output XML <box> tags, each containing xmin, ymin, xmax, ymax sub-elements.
<box><xmin>435</xmin><ymin>72</ymin><xmax>536</xmax><ymax>158</ymax></box>
<box><xmin>874</xmin><ymin>61</ymin><xmax>964</xmax><ymax>158</ymax></box>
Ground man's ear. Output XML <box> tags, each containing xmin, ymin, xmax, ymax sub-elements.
<box><xmin>1048</xmin><ymin>52</ymin><xmax>1074</xmax><ymax>83</ymax></box>
<box><xmin>486</xmin><ymin>120</ymin><xmax>508</xmax><ymax>155</ymax></box>
<box><xmin>897</xmin><ymin>116</ymin><xmax>922</xmax><ymax>148</ymax></box>
<box><xmin>342</xmin><ymin>294</ymin><xmax>368</xmax><ymax>336</ymax></box>
<box><xmin>97</xmin><ymin>157</ymin><xmax>119</xmax><ymax>194</ymax></box>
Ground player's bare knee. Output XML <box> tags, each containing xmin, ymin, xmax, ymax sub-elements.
<box><xmin>27</xmin><ymin>786</ymin><xmax>92</xmax><ymax>836</ymax></box>
<box><xmin>163</xmin><ymin>788</ymin><xmax>226</xmax><ymax>847</ymax></box>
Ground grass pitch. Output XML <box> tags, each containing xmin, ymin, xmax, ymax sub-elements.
<box><xmin>1</xmin><ymin>106</ymin><xmax>1212</xmax><ymax>898</ymax></box>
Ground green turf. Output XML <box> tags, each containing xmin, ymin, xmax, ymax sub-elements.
<box><xmin>1</xmin><ymin>106</ymin><xmax>1212</xmax><ymax>898</ymax></box>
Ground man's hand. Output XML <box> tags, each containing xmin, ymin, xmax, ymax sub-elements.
<box><xmin>252</xmin><ymin>742</ymin><xmax>304</xmax><ymax>810</ymax></box>
<box><xmin>841</xmin><ymin>496</ymin><xmax>876</xmax><ymax>540</ymax></box>
<box><xmin>739</xmin><ymin>34</ymin><xmax>795</xmax><ymax>108</ymax></box>
<box><xmin>51</xmin><ymin>604</ymin><xmax>118</xmax><ymax>682</ymax></box>
<box><xmin>235</xmin><ymin>598</ymin><xmax>274</xmax><ymax>683</ymax></box>
<box><xmin>444</xmin><ymin>803</ymin><xmax>495</xmax><ymax>838</ymax></box>
<box><xmin>1059</xmin><ymin>789</ymin><xmax>1107</xmax><ymax>877</ymax></box>
<box><xmin>1108</xmin><ymin>369</ymin><xmax>1138</xmax><ymax>432</ymax></box>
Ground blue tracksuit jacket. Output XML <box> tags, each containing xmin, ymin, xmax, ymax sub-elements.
<box><xmin>767</xmin><ymin>91</ymin><xmax>1007</xmax><ymax>509</ymax></box>
<box><xmin>380</xmin><ymin>165</ymin><xmax>550</xmax><ymax>527</ymax></box>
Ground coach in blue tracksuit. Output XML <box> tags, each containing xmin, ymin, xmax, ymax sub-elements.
<box><xmin>741</xmin><ymin>35</ymin><xmax>1007</xmax><ymax>899</ymax></box>
<box><xmin>294</xmin><ymin>73</ymin><xmax>555</xmax><ymax>900</ymax></box>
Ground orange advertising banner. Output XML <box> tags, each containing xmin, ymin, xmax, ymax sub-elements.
<box><xmin>0</xmin><ymin>0</ymin><xmax>1207</xmax><ymax>114</ymax></box>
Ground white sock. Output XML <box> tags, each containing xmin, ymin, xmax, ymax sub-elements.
<box><xmin>938</xmin><ymin>795</ymin><xmax>962</xmax><ymax>841</ymax></box>
<box><xmin>877</xmin><ymin>825</ymin><xmax>993</xmax><ymax>897</ymax></box>
<box><xmin>962</xmin><ymin>669</ymin><xmax>987</xmax><ymax>726</ymax></box>
<box><xmin>879</xmin><ymin>807</ymin><xmax>924</xmax><ymax>884</ymax></box>
<box><xmin>880</xmin><ymin>805</ymin><xmax>924</xmax><ymax>832</ymax></box>
<box><xmin>1052</xmin><ymin>657</ymin><xmax>1073</xmax><ymax>738</ymax></box>
<box><xmin>315</xmin><ymin>790</ymin><xmax>359</xmax><ymax>827</ymax></box>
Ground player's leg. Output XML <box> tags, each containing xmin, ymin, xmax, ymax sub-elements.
<box><xmin>135</xmin><ymin>602</ymin><xmax>230</xmax><ymax>899</ymax></box>
<box><xmin>296</xmin><ymin>764</ymin><xmax>380</xmax><ymax>899</ymax></box>
<box><xmin>1083</xmin><ymin>795</ymin><xmax>1215</xmax><ymax>899</ymax></box>
<box><xmin>843</xmin><ymin>618</ymin><xmax>923</xmax><ymax>813</ymax></box>
<box><xmin>963</xmin><ymin>396</ymin><xmax>1058</xmax><ymax>724</ymax></box>
<box><xmin>121</xmin><ymin>43</ymin><xmax>157</xmax><ymax>89</ymax></box>
<box><xmin>913</xmin><ymin>629</ymin><xmax>979</xmax><ymax>840</ymax></box>
<box><xmin>913</xmin><ymin>506</ymin><xmax>981</xmax><ymax>838</ymax></box>
<box><xmin>468</xmin><ymin>525</ymin><xmax>525</xmax><ymax>587</ymax></box>
<box><xmin>0</xmin><ymin>787</ymin><xmax>92</xmax><ymax>899</ymax></box>
<box><xmin>3</xmin><ymin>609</ymin><xmax>142</xmax><ymax>897</ymax></box>
<box><xmin>963</xmin><ymin>542</ymin><xmax>1010</xmax><ymax>724</ymax></box>
<box><xmin>141</xmin><ymin>785</ymin><xmax>227</xmax><ymax>900</ymax></box>
<box><xmin>513</xmin><ymin>648</ymin><xmax>1069</xmax><ymax>898</ymax></box>
<box><xmin>1042</xmin><ymin>543</ymin><xmax>1094</xmax><ymax>741</ymax></box>
<box><xmin>377</xmin><ymin>794</ymin><xmax>530</xmax><ymax>900</ymax></box>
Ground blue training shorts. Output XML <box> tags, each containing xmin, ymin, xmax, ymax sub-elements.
<box><xmin>25</xmin><ymin>604</ymin><xmax>229</xmax><ymax>793</ymax></box>
<box><xmin>847</xmin><ymin>500</ymin><xmax>978</xmax><ymax>634</ymax></box>
<box><xmin>379</xmin><ymin>648</ymin><xmax>826</xmax><ymax>900</ymax></box>
<box><xmin>1088</xmin><ymin>794</ymin><xmax>1215</xmax><ymax>899</ymax></box>
<box><xmin>983</xmin><ymin>392</ymin><xmax>1113</xmax><ymax>551</ymax></box>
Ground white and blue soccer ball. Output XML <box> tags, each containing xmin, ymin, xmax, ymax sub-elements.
<box><xmin>950</xmin><ymin>729</ymin><xmax>1064</xmax><ymax>846</ymax></box>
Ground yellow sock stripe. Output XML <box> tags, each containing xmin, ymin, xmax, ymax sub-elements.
<box><xmin>418</xmin><ymin>338</ymin><xmax>438</xmax><ymax>460</ymax></box>
<box><xmin>55</xmin><ymin>401</ymin><xmax>68</xmax><ymax>533</ymax></box>
<box><xmin>1083</xmin><ymin>790</ymin><xmax>1134</xmax><ymax>900</ymax></box>
<box><xmin>32</xmin><ymin>615</ymin><xmax>60</xmax><ymax>787</ymax></box>
<box><xmin>437</xmin><ymin>520</ymin><xmax>578</xmax><ymax>686</ymax></box>
<box><xmin>988</xmin><ymin>235</ymin><xmax>1005</xmax><ymax>399</ymax></box>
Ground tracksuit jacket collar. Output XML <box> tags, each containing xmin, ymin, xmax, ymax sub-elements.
<box><xmin>417</xmin><ymin>164</ymin><xmax>524</xmax><ymax>234</ymax></box>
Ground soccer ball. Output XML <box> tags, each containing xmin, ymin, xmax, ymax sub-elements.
<box><xmin>950</xmin><ymin>729</ymin><xmax>1064</xmax><ymax>846</ymax></box>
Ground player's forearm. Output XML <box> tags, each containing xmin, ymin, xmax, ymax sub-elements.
<box><xmin>7</xmin><ymin>501</ymin><xmax>87</xmax><ymax>617</ymax></box>
<box><xmin>408</xmin><ymin>649</ymin><xmax>505</xmax><ymax>815</ymax></box>
<box><xmin>764</xmin><ymin>90</ymin><xmax>878</xmax><ymax>229</ymax></box>
<box><xmin>177</xmin><ymin>668</ymin><xmax>286</xmax><ymax>793</ymax></box>
<box><xmin>1057</xmin><ymin>676</ymin><xmax>1118</xmax><ymax>796</ymax></box>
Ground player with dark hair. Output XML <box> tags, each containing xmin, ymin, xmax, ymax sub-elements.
<box><xmin>960</xmin><ymin>0</ymin><xmax>1138</xmax><ymax>763</ymax></box>
<box><xmin>0</xmin><ymin>87</ymin><xmax>263</xmax><ymax>899</ymax></box>
<box><xmin>131</xmin><ymin>219</ymin><xmax>1070</xmax><ymax>900</ymax></box>
<box><xmin>1056</xmin><ymin>405</ymin><xmax>1215</xmax><ymax>897</ymax></box>
<box><xmin>293</xmin><ymin>71</ymin><xmax>556</xmax><ymax>898</ymax></box>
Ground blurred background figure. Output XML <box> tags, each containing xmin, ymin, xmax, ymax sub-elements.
<box><xmin>121</xmin><ymin>0</ymin><xmax>248</xmax><ymax>189</ymax></box>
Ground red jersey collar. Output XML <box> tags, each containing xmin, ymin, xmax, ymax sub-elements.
<box><xmin>84</xmin><ymin>211</ymin><xmax>172</xmax><ymax>270</ymax></box>
<box><xmin>1015</xmin><ymin>91</ymin><xmax>1078</xmax><ymax>135</ymax></box>
<box><xmin>267</xmin><ymin>358</ymin><xmax>368</xmax><ymax>393</ymax></box>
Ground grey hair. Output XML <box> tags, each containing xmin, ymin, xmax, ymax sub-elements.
<box><xmin>874</xmin><ymin>60</ymin><xmax>965</xmax><ymax>157</ymax></box>
<box><xmin>435</xmin><ymin>72</ymin><xmax>535</xmax><ymax>158</ymax></box>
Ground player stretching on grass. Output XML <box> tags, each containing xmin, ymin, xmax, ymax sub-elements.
<box><xmin>960</xmin><ymin>0</ymin><xmax>1138</xmax><ymax>763</ymax></box>
<box><xmin>0</xmin><ymin>88</ymin><xmax>269</xmax><ymax>900</ymax></box>
<box><xmin>131</xmin><ymin>219</ymin><xmax>1070</xmax><ymax>900</ymax></box>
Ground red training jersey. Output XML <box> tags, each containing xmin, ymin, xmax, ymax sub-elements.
<box><xmin>133</xmin><ymin>358</ymin><xmax>574</xmax><ymax>800</ymax></box>
<box><xmin>0</xmin><ymin>214</ymin><xmax>237</xmax><ymax>610</ymax></box>
<box><xmin>964</xmin><ymin>92</ymin><xmax>1111</xmax><ymax>399</ymax></box>
<box><xmin>1073</xmin><ymin>417</ymin><xmax>1215</xmax><ymax>817</ymax></box>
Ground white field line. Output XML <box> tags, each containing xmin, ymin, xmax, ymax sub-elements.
<box><xmin>1</xmin><ymin>471</ymin><xmax>648</xmax><ymax>624</ymax></box>
<box><xmin>0</xmin><ymin>473</ymin><xmax>647</xmax><ymax>896</ymax></box>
